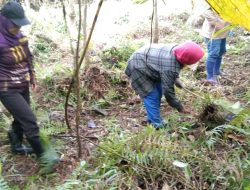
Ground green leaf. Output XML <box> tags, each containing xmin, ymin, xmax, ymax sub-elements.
<box><xmin>214</xmin><ymin>99</ymin><xmax>243</xmax><ymax>114</ymax></box>
<box><xmin>231</xmin><ymin>101</ymin><xmax>241</xmax><ymax>110</ymax></box>
<box><xmin>243</xmin><ymin>178</ymin><xmax>250</xmax><ymax>190</ymax></box>
<box><xmin>184</xmin><ymin>166</ymin><xmax>192</xmax><ymax>181</ymax></box>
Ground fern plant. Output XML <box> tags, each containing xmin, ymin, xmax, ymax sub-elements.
<box><xmin>205</xmin><ymin>125</ymin><xmax>225</xmax><ymax>149</ymax></box>
<box><xmin>229</xmin><ymin>108</ymin><xmax>250</xmax><ymax>127</ymax></box>
<box><xmin>39</xmin><ymin>130</ymin><xmax>59</xmax><ymax>175</ymax></box>
<box><xmin>0</xmin><ymin>163</ymin><xmax>10</xmax><ymax>190</ymax></box>
<box><xmin>206</xmin><ymin>124</ymin><xmax>250</xmax><ymax>149</ymax></box>
<box><xmin>0</xmin><ymin>178</ymin><xmax>10</xmax><ymax>190</ymax></box>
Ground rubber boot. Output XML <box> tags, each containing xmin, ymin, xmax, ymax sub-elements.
<box><xmin>8</xmin><ymin>130</ymin><xmax>33</xmax><ymax>155</ymax></box>
<box><xmin>26</xmin><ymin>136</ymin><xmax>44</xmax><ymax>158</ymax></box>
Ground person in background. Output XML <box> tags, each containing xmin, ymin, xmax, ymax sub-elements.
<box><xmin>0</xmin><ymin>1</ymin><xmax>45</xmax><ymax>160</ymax></box>
<box><xmin>125</xmin><ymin>41</ymin><xmax>204</xmax><ymax>129</ymax></box>
<box><xmin>201</xmin><ymin>7</ymin><xmax>230</xmax><ymax>85</ymax></box>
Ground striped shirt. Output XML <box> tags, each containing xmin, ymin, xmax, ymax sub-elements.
<box><xmin>125</xmin><ymin>44</ymin><xmax>183</xmax><ymax>111</ymax></box>
<box><xmin>0</xmin><ymin>35</ymin><xmax>34</xmax><ymax>91</ymax></box>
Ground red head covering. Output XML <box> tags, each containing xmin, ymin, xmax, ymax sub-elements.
<box><xmin>173</xmin><ymin>41</ymin><xmax>204</xmax><ymax>65</ymax></box>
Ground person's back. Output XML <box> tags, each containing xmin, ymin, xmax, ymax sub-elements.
<box><xmin>126</xmin><ymin>44</ymin><xmax>181</xmax><ymax>98</ymax></box>
<box><xmin>125</xmin><ymin>41</ymin><xmax>204</xmax><ymax>128</ymax></box>
<box><xmin>0</xmin><ymin>14</ymin><xmax>32</xmax><ymax>91</ymax></box>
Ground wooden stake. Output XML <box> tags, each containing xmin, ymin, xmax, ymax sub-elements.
<box><xmin>183</xmin><ymin>87</ymin><xmax>206</xmax><ymax>100</ymax></box>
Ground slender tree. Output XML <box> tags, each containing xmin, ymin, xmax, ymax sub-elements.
<box><xmin>133</xmin><ymin>0</ymin><xmax>160</xmax><ymax>43</ymax></box>
<box><xmin>24</xmin><ymin>0</ymin><xmax>31</xmax><ymax>10</ymax></box>
<box><xmin>64</xmin><ymin>0</ymin><xmax>104</xmax><ymax>158</ymax></box>
<box><xmin>153</xmin><ymin>0</ymin><xmax>159</xmax><ymax>43</ymax></box>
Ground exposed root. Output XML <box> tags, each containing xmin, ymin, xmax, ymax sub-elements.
<box><xmin>84</xmin><ymin>65</ymin><xmax>110</xmax><ymax>100</ymax></box>
<box><xmin>197</xmin><ymin>103</ymin><xmax>226</xmax><ymax>129</ymax></box>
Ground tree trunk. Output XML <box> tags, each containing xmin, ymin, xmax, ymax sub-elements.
<box><xmin>75</xmin><ymin>0</ymin><xmax>82</xmax><ymax>158</ymax></box>
<box><xmin>153</xmin><ymin>0</ymin><xmax>159</xmax><ymax>43</ymax></box>
<box><xmin>83</xmin><ymin>0</ymin><xmax>90</xmax><ymax>66</ymax></box>
<box><xmin>25</xmin><ymin>0</ymin><xmax>31</xmax><ymax>10</ymax></box>
<box><xmin>68</xmin><ymin>2</ymin><xmax>78</xmax><ymax>46</ymax></box>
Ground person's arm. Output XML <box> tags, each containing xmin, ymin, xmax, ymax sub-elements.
<box><xmin>203</xmin><ymin>9</ymin><xmax>228</xmax><ymax>29</ymax></box>
<box><xmin>175</xmin><ymin>77</ymin><xmax>184</xmax><ymax>89</ymax></box>
<box><xmin>161</xmin><ymin>71</ymin><xmax>184</xmax><ymax>112</ymax></box>
<box><xmin>26</xmin><ymin>43</ymin><xmax>36</xmax><ymax>90</ymax></box>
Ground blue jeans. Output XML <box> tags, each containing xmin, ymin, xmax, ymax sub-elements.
<box><xmin>205</xmin><ymin>38</ymin><xmax>226</xmax><ymax>80</ymax></box>
<box><xmin>143</xmin><ymin>83</ymin><xmax>165</xmax><ymax>128</ymax></box>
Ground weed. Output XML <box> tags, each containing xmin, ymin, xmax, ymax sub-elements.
<box><xmin>100</xmin><ymin>43</ymin><xmax>137</xmax><ymax>69</ymax></box>
<box><xmin>0</xmin><ymin>163</ymin><xmax>10</xmax><ymax>190</ymax></box>
<box><xmin>227</xmin><ymin>41</ymin><xmax>248</xmax><ymax>55</ymax></box>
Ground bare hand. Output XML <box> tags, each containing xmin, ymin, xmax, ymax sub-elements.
<box><xmin>175</xmin><ymin>78</ymin><xmax>184</xmax><ymax>89</ymax></box>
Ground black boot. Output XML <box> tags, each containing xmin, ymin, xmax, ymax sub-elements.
<box><xmin>8</xmin><ymin>130</ymin><xmax>33</xmax><ymax>155</ymax></box>
<box><xmin>26</xmin><ymin>136</ymin><xmax>44</xmax><ymax>158</ymax></box>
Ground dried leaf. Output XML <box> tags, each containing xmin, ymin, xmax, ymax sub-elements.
<box><xmin>228</xmin><ymin>133</ymin><xmax>246</xmax><ymax>143</ymax></box>
<box><xmin>188</xmin><ymin>135</ymin><xmax>195</xmax><ymax>141</ymax></box>
<box><xmin>162</xmin><ymin>183</ymin><xmax>172</xmax><ymax>190</ymax></box>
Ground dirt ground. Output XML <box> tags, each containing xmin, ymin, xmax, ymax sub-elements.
<box><xmin>0</xmin><ymin>3</ymin><xmax>249</xmax><ymax>189</ymax></box>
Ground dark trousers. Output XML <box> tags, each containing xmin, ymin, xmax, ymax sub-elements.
<box><xmin>0</xmin><ymin>88</ymin><xmax>39</xmax><ymax>139</ymax></box>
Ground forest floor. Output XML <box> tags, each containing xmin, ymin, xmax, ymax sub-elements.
<box><xmin>0</xmin><ymin>1</ymin><xmax>249</xmax><ymax>189</ymax></box>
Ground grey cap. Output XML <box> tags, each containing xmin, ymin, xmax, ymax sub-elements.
<box><xmin>1</xmin><ymin>1</ymin><xmax>30</xmax><ymax>26</ymax></box>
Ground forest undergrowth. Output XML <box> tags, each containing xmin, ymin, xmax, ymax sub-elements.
<box><xmin>0</xmin><ymin>3</ymin><xmax>249</xmax><ymax>190</ymax></box>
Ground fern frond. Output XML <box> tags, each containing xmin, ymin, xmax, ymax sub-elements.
<box><xmin>210</xmin><ymin>125</ymin><xmax>225</xmax><ymax>136</ymax></box>
<box><xmin>229</xmin><ymin>108</ymin><xmax>250</xmax><ymax>127</ymax></box>
<box><xmin>0</xmin><ymin>177</ymin><xmax>10</xmax><ymax>190</ymax></box>
<box><xmin>219</xmin><ymin>125</ymin><xmax>250</xmax><ymax>135</ymax></box>
<box><xmin>42</xmin><ymin>122</ymin><xmax>67</xmax><ymax>135</ymax></box>
<box><xmin>39</xmin><ymin>130</ymin><xmax>59</xmax><ymax>174</ymax></box>
<box><xmin>206</xmin><ymin>125</ymin><xmax>250</xmax><ymax>148</ymax></box>
<box><xmin>206</xmin><ymin>137</ymin><xmax>217</xmax><ymax>149</ymax></box>
<box><xmin>205</xmin><ymin>125</ymin><xmax>225</xmax><ymax>148</ymax></box>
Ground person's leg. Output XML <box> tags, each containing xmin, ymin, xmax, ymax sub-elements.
<box><xmin>10</xmin><ymin>119</ymin><xmax>24</xmax><ymax>143</ymax></box>
<box><xmin>214</xmin><ymin>56</ymin><xmax>222</xmax><ymax>76</ymax></box>
<box><xmin>205</xmin><ymin>38</ymin><xmax>214</xmax><ymax>80</ymax></box>
<box><xmin>0</xmin><ymin>90</ymin><xmax>43</xmax><ymax>157</ymax></box>
<box><xmin>205</xmin><ymin>38</ymin><xmax>221</xmax><ymax>82</ymax></box>
<box><xmin>143</xmin><ymin>83</ymin><xmax>164</xmax><ymax>128</ymax></box>
<box><xmin>214</xmin><ymin>38</ymin><xmax>226</xmax><ymax>76</ymax></box>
